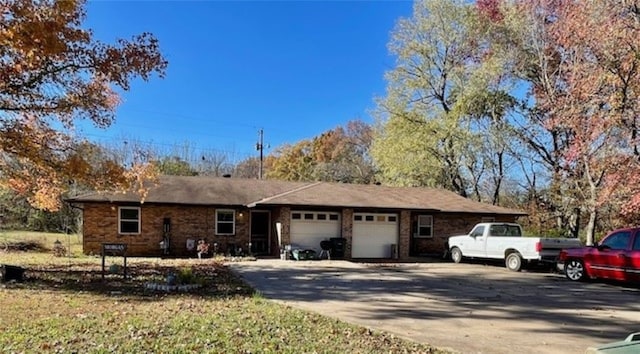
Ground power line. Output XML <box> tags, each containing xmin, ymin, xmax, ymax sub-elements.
<box><xmin>76</xmin><ymin>123</ymin><xmax>257</xmax><ymax>148</ymax></box>
<box><xmin>80</xmin><ymin>132</ymin><xmax>257</xmax><ymax>162</ymax></box>
<box><xmin>117</xmin><ymin>107</ymin><xmax>260</xmax><ymax>129</ymax></box>
<box><xmin>88</xmin><ymin>107</ymin><xmax>304</xmax><ymax>146</ymax></box>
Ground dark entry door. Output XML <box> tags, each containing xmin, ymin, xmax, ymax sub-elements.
<box><xmin>250</xmin><ymin>211</ymin><xmax>270</xmax><ymax>255</ymax></box>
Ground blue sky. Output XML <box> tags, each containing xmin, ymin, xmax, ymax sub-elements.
<box><xmin>81</xmin><ymin>0</ymin><xmax>414</xmax><ymax>162</ymax></box>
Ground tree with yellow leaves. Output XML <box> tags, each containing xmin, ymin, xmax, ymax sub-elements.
<box><xmin>0</xmin><ymin>0</ymin><xmax>167</xmax><ymax>211</ymax></box>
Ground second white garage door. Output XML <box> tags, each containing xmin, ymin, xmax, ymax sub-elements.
<box><xmin>352</xmin><ymin>213</ymin><xmax>399</xmax><ymax>258</ymax></box>
<box><xmin>290</xmin><ymin>211</ymin><xmax>341</xmax><ymax>252</ymax></box>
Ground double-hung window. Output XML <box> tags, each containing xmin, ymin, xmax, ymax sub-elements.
<box><xmin>416</xmin><ymin>215</ymin><xmax>433</xmax><ymax>238</ymax></box>
<box><xmin>119</xmin><ymin>207</ymin><xmax>140</xmax><ymax>234</ymax></box>
<box><xmin>216</xmin><ymin>209</ymin><xmax>235</xmax><ymax>235</ymax></box>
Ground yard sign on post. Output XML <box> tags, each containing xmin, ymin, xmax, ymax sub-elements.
<box><xmin>101</xmin><ymin>243</ymin><xmax>128</xmax><ymax>280</ymax></box>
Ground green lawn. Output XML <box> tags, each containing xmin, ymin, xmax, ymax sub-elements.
<box><xmin>0</xmin><ymin>232</ymin><xmax>446</xmax><ymax>353</ymax></box>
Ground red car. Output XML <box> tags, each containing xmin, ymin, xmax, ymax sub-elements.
<box><xmin>558</xmin><ymin>228</ymin><xmax>640</xmax><ymax>282</ymax></box>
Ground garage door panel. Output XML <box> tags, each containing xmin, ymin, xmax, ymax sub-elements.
<box><xmin>352</xmin><ymin>213</ymin><xmax>398</xmax><ymax>258</ymax></box>
<box><xmin>290</xmin><ymin>211</ymin><xmax>340</xmax><ymax>252</ymax></box>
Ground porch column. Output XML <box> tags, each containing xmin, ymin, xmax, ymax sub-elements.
<box><xmin>341</xmin><ymin>208</ymin><xmax>353</xmax><ymax>259</ymax></box>
<box><xmin>399</xmin><ymin>210</ymin><xmax>411</xmax><ymax>260</ymax></box>
<box><xmin>276</xmin><ymin>207</ymin><xmax>291</xmax><ymax>246</ymax></box>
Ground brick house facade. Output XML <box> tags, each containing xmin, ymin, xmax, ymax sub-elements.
<box><xmin>70</xmin><ymin>176</ymin><xmax>525</xmax><ymax>260</ymax></box>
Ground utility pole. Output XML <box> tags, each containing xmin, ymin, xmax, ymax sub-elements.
<box><xmin>256</xmin><ymin>128</ymin><xmax>264</xmax><ymax>179</ymax></box>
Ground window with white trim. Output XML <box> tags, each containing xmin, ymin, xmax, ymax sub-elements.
<box><xmin>216</xmin><ymin>209</ymin><xmax>235</xmax><ymax>235</ymax></box>
<box><xmin>416</xmin><ymin>215</ymin><xmax>433</xmax><ymax>238</ymax></box>
<box><xmin>119</xmin><ymin>207</ymin><xmax>140</xmax><ymax>234</ymax></box>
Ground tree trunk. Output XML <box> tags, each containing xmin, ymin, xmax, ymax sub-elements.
<box><xmin>570</xmin><ymin>207</ymin><xmax>580</xmax><ymax>238</ymax></box>
<box><xmin>585</xmin><ymin>164</ymin><xmax>599</xmax><ymax>245</ymax></box>
<box><xmin>585</xmin><ymin>207</ymin><xmax>597</xmax><ymax>246</ymax></box>
<box><xmin>492</xmin><ymin>150</ymin><xmax>504</xmax><ymax>205</ymax></box>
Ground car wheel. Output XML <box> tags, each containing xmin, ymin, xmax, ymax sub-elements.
<box><xmin>505</xmin><ymin>252</ymin><xmax>523</xmax><ymax>272</ymax></box>
<box><xmin>564</xmin><ymin>259</ymin><xmax>586</xmax><ymax>281</ymax></box>
<box><xmin>451</xmin><ymin>247</ymin><xmax>463</xmax><ymax>264</ymax></box>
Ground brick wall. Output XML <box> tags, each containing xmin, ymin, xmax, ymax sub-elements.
<box><xmin>81</xmin><ymin>202</ymin><xmax>519</xmax><ymax>260</ymax></box>
<box><xmin>410</xmin><ymin>213</ymin><xmax>518</xmax><ymax>256</ymax></box>
<box><xmin>82</xmin><ymin>203</ymin><xmax>250</xmax><ymax>257</ymax></box>
<box><xmin>399</xmin><ymin>210</ymin><xmax>411</xmax><ymax>259</ymax></box>
<box><xmin>271</xmin><ymin>206</ymin><xmax>290</xmax><ymax>253</ymax></box>
<box><xmin>341</xmin><ymin>208</ymin><xmax>353</xmax><ymax>259</ymax></box>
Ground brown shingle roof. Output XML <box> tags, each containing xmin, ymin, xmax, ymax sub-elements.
<box><xmin>67</xmin><ymin>176</ymin><xmax>310</xmax><ymax>206</ymax></box>
<box><xmin>67</xmin><ymin>175</ymin><xmax>525</xmax><ymax>215</ymax></box>
<box><xmin>249</xmin><ymin>181</ymin><xmax>524</xmax><ymax>214</ymax></box>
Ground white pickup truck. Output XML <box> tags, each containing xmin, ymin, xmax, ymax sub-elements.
<box><xmin>448</xmin><ymin>222</ymin><xmax>582</xmax><ymax>271</ymax></box>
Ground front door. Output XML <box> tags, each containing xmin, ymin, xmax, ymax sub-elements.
<box><xmin>625</xmin><ymin>232</ymin><xmax>640</xmax><ymax>281</ymax></box>
<box><xmin>465</xmin><ymin>224</ymin><xmax>487</xmax><ymax>257</ymax></box>
<box><xmin>588</xmin><ymin>230</ymin><xmax>631</xmax><ymax>281</ymax></box>
<box><xmin>250</xmin><ymin>211</ymin><xmax>270</xmax><ymax>255</ymax></box>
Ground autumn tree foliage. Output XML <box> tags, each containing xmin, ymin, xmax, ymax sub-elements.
<box><xmin>491</xmin><ymin>0</ymin><xmax>640</xmax><ymax>243</ymax></box>
<box><xmin>266</xmin><ymin>120</ymin><xmax>375</xmax><ymax>184</ymax></box>
<box><xmin>0</xmin><ymin>0</ymin><xmax>167</xmax><ymax>211</ymax></box>
<box><xmin>547</xmin><ymin>1</ymin><xmax>640</xmax><ymax>244</ymax></box>
<box><xmin>374</xmin><ymin>0</ymin><xmax>640</xmax><ymax>240</ymax></box>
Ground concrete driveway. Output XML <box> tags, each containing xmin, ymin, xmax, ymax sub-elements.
<box><xmin>229</xmin><ymin>259</ymin><xmax>640</xmax><ymax>354</ymax></box>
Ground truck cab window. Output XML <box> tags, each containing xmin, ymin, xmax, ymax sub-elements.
<box><xmin>489</xmin><ymin>226</ymin><xmax>506</xmax><ymax>236</ymax></box>
<box><xmin>506</xmin><ymin>225</ymin><xmax>522</xmax><ymax>237</ymax></box>
<box><xmin>471</xmin><ymin>226</ymin><xmax>484</xmax><ymax>237</ymax></box>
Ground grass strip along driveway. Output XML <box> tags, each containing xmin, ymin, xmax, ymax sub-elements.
<box><xmin>0</xmin><ymin>248</ymin><xmax>445</xmax><ymax>353</ymax></box>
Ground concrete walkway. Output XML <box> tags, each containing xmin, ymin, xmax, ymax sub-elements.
<box><xmin>229</xmin><ymin>259</ymin><xmax>640</xmax><ymax>354</ymax></box>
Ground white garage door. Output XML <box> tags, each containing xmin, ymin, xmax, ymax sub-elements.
<box><xmin>352</xmin><ymin>213</ymin><xmax>399</xmax><ymax>258</ymax></box>
<box><xmin>290</xmin><ymin>211</ymin><xmax>341</xmax><ymax>252</ymax></box>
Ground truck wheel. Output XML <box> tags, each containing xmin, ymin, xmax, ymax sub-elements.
<box><xmin>564</xmin><ymin>259</ymin><xmax>586</xmax><ymax>281</ymax></box>
<box><xmin>451</xmin><ymin>247</ymin><xmax>463</xmax><ymax>264</ymax></box>
<box><xmin>505</xmin><ymin>252</ymin><xmax>523</xmax><ymax>272</ymax></box>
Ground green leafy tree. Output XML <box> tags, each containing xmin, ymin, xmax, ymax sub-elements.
<box><xmin>373</xmin><ymin>0</ymin><xmax>518</xmax><ymax>203</ymax></box>
<box><xmin>155</xmin><ymin>156</ymin><xmax>198</xmax><ymax>176</ymax></box>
